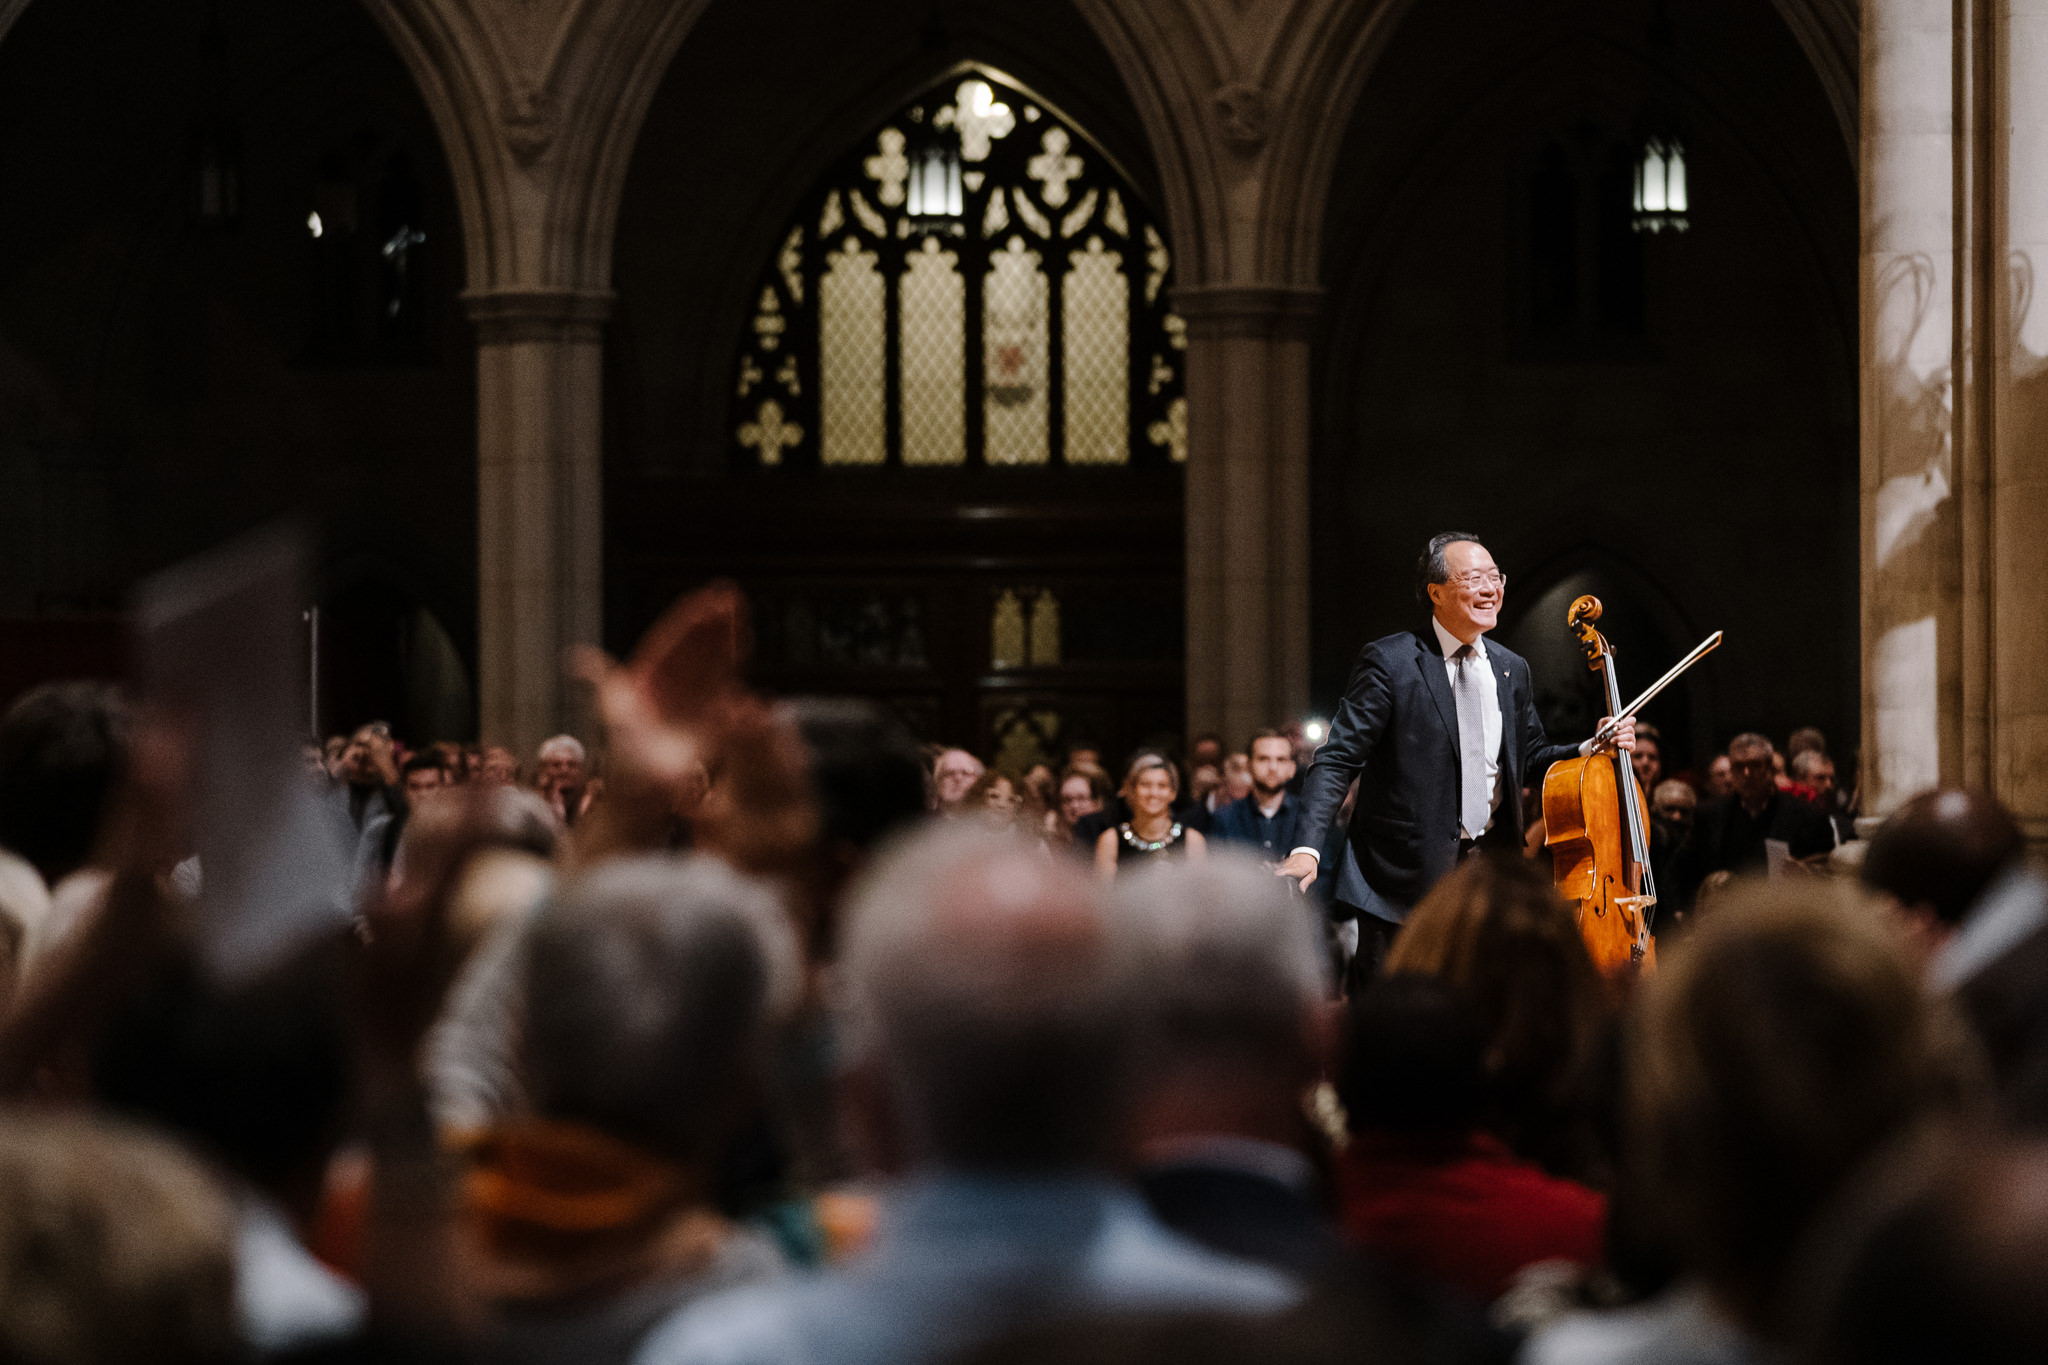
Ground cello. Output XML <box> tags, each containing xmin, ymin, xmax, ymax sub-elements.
<box><xmin>1542</xmin><ymin>596</ymin><xmax>1658</xmax><ymax>974</ymax></box>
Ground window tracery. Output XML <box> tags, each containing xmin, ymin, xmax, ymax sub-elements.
<box><xmin>730</xmin><ymin>69</ymin><xmax>1184</xmax><ymax>470</ymax></box>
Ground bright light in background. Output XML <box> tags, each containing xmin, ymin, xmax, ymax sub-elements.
<box><xmin>306</xmin><ymin>211</ymin><xmax>323</xmax><ymax>238</ymax></box>
<box><xmin>1632</xmin><ymin>137</ymin><xmax>1689</xmax><ymax>233</ymax></box>
<box><xmin>1303</xmin><ymin>719</ymin><xmax>1327</xmax><ymax>744</ymax></box>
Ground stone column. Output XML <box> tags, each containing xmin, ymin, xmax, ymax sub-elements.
<box><xmin>464</xmin><ymin>288</ymin><xmax>613</xmax><ymax>758</ymax></box>
<box><xmin>1176</xmin><ymin>284</ymin><xmax>1321</xmax><ymax>748</ymax></box>
<box><xmin>1862</xmin><ymin>0</ymin><xmax>2048</xmax><ymax>837</ymax></box>
<box><xmin>1992</xmin><ymin>0</ymin><xmax>2048</xmax><ymax>837</ymax></box>
<box><xmin>1860</xmin><ymin>0</ymin><xmax>1967</xmax><ymax>815</ymax></box>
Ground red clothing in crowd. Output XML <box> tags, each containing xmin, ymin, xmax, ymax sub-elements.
<box><xmin>1337</xmin><ymin>1130</ymin><xmax>1607</xmax><ymax>1303</ymax></box>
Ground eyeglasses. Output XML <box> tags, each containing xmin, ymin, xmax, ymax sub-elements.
<box><xmin>1444</xmin><ymin>570</ymin><xmax>1506</xmax><ymax>591</ymax></box>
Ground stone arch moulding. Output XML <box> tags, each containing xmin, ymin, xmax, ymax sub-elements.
<box><xmin>1767</xmin><ymin>0</ymin><xmax>1856</xmax><ymax>155</ymax></box>
<box><xmin>1064</xmin><ymin>0</ymin><xmax>1415</xmax><ymax>289</ymax></box>
<box><xmin>352</xmin><ymin>0</ymin><xmax>721</xmax><ymax>298</ymax></box>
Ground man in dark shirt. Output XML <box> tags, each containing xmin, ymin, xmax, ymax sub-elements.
<box><xmin>1209</xmin><ymin>730</ymin><xmax>1300</xmax><ymax>861</ymax></box>
<box><xmin>1680</xmin><ymin>733</ymin><xmax>1834</xmax><ymax>897</ymax></box>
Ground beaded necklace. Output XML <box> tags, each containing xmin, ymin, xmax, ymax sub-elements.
<box><xmin>1118</xmin><ymin>821</ymin><xmax>1183</xmax><ymax>853</ymax></box>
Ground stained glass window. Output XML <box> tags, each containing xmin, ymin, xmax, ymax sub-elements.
<box><xmin>730</xmin><ymin>69</ymin><xmax>1184</xmax><ymax>470</ymax></box>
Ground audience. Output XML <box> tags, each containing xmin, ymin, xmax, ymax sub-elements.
<box><xmin>480</xmin><ymin>744</ymin><xmax>521</xmax><ymax>786</ymax></box>
<box><xmin>1209</xmin><ymin>730</ymin><xmax>1301</xmax><ymax>862</ymax></box>
<box><xmin>403</xmin><ymin>749</ymin><xmax>450</xmax><ymax>804</ymax></box>
<box><xmin>1676</xmin><ymin>732</ymin><xmax>1834</xmax><ymax>900</ymax></box>
<box><xmin>1097</xmin><ymin>751</ymin><xmax>1207</xmax><ymax>876</ymax></box>
<box><xmin>1217</xmin><ymin>752</ymin><xmax>1254</xmax><ymax>808</ymax></box>
<box><xmin>0</xmin><ymin>681</ymin><xmax>126</xmax><ymax>890</ymax></box>
<box><xmin>0</xmin><ymin>571</ymin><xmax>2034</xmax><ymax>1365</ymax></box>
<box><xmin>1860</xmin><ymin>789</ymin><xmax>2048</xmax><ymax>1122</ymax></box>
<box><xmin>962</xmin><ymin>768</ymin><xmax>1023</xmax><ymax>832</ymax></box>
<box><xmin>929</xmin><ymin>746</ymin><xmax>985</xmax><ymax>816</ymax></box>
<box><xmin>1802</xmin><ymin>749</ymin><xmax>1867</xmax><ymax>843</ymax></box>
<box><xmin>0</xmin><ymin>681</ymin><xmax>127</xmax><ymax>971</ymax></box>
<box><xmin>1526</xmin><ymin>879</ymin><xmax>1973</xmax><ymax>1364</ymax></box>
<box><xmin>459</xmin><ymin>855</ymin><xmax>798</xmax><ymax>1365</ymax></box>
<box><xmin>1648</xmin><ymin>778</ymin><xmax>1696</xmax><ymax>922</ymax></box>
<box><xmin>0</xmin><ymin>1112</ymin><xmax>238</xmax><ymax>1365</ymax></box>
<box><xmin>1629</xmin><ymin>722</ymin><xmax>1662</xmax><ymax>793</ymax></box>
<box><xmin>1337</xmin><ymin>973</ymin><xmax>1606</xmax><ymax>1305</ymax></box>
<box><xmin>87</xmin><ymin>936</ymin><xmax>366</xmax><ymax>1354</ymax></box>
<box><xmin>1383</xmin><ymin>856</ymin><xmax>1614</xmax><ymax>1186</ymax></box>
<box><xmin>1052</xmin><ymin>762</ymin><xmax>1112</xmax><ymax>847</ymax></box>
<box><xmin>1800</xmin><ymin>1130</ymin><xmax>2048</xmax><ymax>1365</ymax></box>
<box><xmin>1702</xmin><ymin>753</ymin><xmax>1734</xmax><ymax>799</ymax></box>
<box><xmin>535</xmin><ymin>734</ymin><xmax>591</xmax><ymax>827</ymax></box>
<box><xmin>1119</xmin><ymin>854</ymin><xmax>1339</xmax><ymax>1279</ymax></box>
<box><xmin>634</xmin><ymin>826</ymin><xmax>1293</xmax><ymax>1365</ymax></box>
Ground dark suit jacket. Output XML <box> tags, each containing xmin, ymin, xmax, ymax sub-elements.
<box><xmin>1139</xmin><ymin>1162</ymin><xmax>1349</xmax><ymax>1283</ymax></box>
<box><xmin>1208</xmin><ymin>791</ymin><xmax>1301</xmax><ymax>857</ymax></box>
<box><xmin>1296</xmin><ymin>626</ymin><xmax>1580</xmax><ymax>923</ymax></box>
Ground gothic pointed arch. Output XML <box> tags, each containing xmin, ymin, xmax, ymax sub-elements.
<box><xmin>728</xmin><ymin>66</ymin><xmax>1185</xmax><ymax>473</ymax></box>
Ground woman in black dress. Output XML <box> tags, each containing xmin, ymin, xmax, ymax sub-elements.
<box><xmin>1094</xmin><ymin>751</ymin><xmax>1206</xmax><ymax>878</ymax></box>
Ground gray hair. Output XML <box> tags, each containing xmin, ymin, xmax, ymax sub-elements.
<box><xmin>520</xmin><ymin>854</ymin><xmax>799</xmax><ymax>1161</ymax></box>
<box><xmin>1790</xmin><ymin>749</ymin><xmax>1828</xmax><ymax>780</ymax></box>
<box><xmin>1416</xmin><ymin>531</ymin><xmax>1484</xmax><ymax>601</ymax></box>
<box><xmin>1114</xmin><ymin>852</ymin><xmax>1331</xmax><ymax>1067</ymax></box>
<box><xmin>536</xmin><ymin>734</ymin><xmax>586</xmax><ymax>764</ymax></box>
<box><xmin>1729</xmin><ymin>732</ymin><xmax>1775</xmax><ymax>760</ymax></box>
<box><xmin>838</xmin><ymin>822</ymin><xmax>1145</xmax><ymax>1169</ymax></box>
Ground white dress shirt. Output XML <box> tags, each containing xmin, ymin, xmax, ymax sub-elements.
<box><xmin>1433</xmin><ymin>616</ymin><xmax>1504</xmax><ymax>837</ymax></box>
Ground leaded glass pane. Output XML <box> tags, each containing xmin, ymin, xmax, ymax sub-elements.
<box><xmin>991</xmin><ymin>589</ymin><xmax>1026</xmax><ymax>668</ymax></box>
<box><xmin>985</xmin><ymin>236</ymin><xmax>1049</xmax><ymax>466</ymax></box>
<box><xmin>819</xmin><ymin>237</ymin><xmax>885</xmax><ymax>466</ymax></box>
<box><xmin>900</xmin><ymin>237</ymin><xmax>965</xmax><ymax>467</ymax></box>
<box><xmin>1028</xmin><ymin>589</ymin><xmax>1061</xmax><ymax>665</ymax></box>
<box><xmin>1062</xmin><ymin>236</ymin><xmax>1128</xmax><ymax>466</ymax></box>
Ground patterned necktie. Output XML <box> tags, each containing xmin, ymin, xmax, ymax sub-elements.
<box><xmin>1452</xmin><ymin>644</ymin><xmax>1490</xmax><ymax>838</ymax></box>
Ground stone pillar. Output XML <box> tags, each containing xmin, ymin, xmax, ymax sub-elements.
<box><xmin>1992</xmin><ymin>0</ymin><xmax>2048</xmax><ymax>837</ymax></box>
<box><xmin>1176</xmin><ymin>284</ymin><xmax>1321</xmax><ymax>748</ymax></box>
<box><xmin>464</xmin><ymin>288</ymin><xmax>613</xmax><ymax>758</ymax></box>
<box><xmin>1862</xmin><ymin>0</ymin><xmax>2048</xmax><ymax>837</ymax></box>
<box><xmin>1861</xmin><ymin>0</ymin><xmax>1967</xmax><ymax>816</ymax></box>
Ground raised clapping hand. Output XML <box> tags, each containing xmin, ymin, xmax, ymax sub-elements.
<box><xmin>569</xmin><ymin>582</ymin><xmax>817</xmax><ymax>874</ymax></box>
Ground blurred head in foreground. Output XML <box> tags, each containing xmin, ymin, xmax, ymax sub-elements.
<box><xmin>838</xmin><ymin>824</ymin><xmax>1144</xmax><ymax>1171</ymax></box>
<box><xmin>1860</xmin><ymin>788</ymin><xmax>2022</xmax><ymax>969</ymax></box>
<box><xmin>1628</xmin><ymin>879</ymin><xmax>1972</xmax><ymax>1340</ymax></box>
<box><xmin>1117</xmin><ymin>853</ymin><xmax>1331</xmax><ymax>1158</ymax></box>
<box><xmin>0</xmin><ymin>1111</ymin><xmax>236</xmax><ymax>1365</ymax></box>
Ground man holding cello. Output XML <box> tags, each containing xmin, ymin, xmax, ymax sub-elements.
<box><xmin>1276</xmin><ymin>532</ymin><xmax>1634</xmax><ymax>975</ymax></box>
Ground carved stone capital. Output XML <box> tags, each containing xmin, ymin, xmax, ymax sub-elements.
<box><xmin>503</xmin><ymin>85</ymin><xmax>560</xmax><ymax>166</ymax></box>
<box><xmin>1211</xmin><ymin>82</ymin><xmax>1272</xmax><ymax>156</ymax></box>
<box><xmin>463</xmin><ymin>288</ymin><xmax>615</xmax><ymax>344</ymax></box>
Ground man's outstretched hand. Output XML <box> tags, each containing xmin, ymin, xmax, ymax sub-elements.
<box><xmin>1275</xmin><ymin>849</ymin><xmax>1319</xmax><ymax>890</ymax></box>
